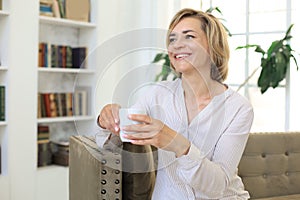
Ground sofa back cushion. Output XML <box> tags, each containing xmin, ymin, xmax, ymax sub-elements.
<box><xmin>238</xmin><ymin>132</ymin><xmax>300</xmax><ymax>199</ymax></box>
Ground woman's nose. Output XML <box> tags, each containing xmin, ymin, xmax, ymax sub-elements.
<box><xmin>172</xmin><ymin>38</ymin><xmax>185</xmax><ymax>49</ymax></box>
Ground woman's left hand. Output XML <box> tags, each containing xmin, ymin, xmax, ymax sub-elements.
<box><xmin>121</xmin><ymin>114</ymin><xmax>191</xmax><ymax>157</ymax></box>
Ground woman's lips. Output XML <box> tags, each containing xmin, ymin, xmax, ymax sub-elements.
<box><xmin>174</xmin><ymin>53</ymin><xmax>191</xmax><ymax>60</ymax></box>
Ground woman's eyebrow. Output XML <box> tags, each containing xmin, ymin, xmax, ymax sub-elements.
<box><xmin>182</xmin><ymin>30</ymin><xmax>196</xmax><ymax>34</ymax></box>
<box><xmin>170</xmin><ymin>30</ymin><xmax>196</xmax><ymax>36</ymax></box>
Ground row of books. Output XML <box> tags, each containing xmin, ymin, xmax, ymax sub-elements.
<box><xmin>40</xmin><ymin>0</ymin><xmax>65</xmax><ymax>18</ymax></box>
<box><xmin>39</xmin><ymin>0</ymin><xmax>90</xmax><ymax>22</ymax></box>
<box><xmin>38</xmin><ymin>43</ymin><xmax>87</xmax><ymax>69</ymax></box>
<box><xmin>38</xmin><ymin>125</ymin><xmax>69</xmax><ymax>167</ymax></box>
<box><xmin>37</xmin><ymin>90</ymin><xmax>88</xmax><ymax>118</ymax></box>
<box><xmin>0</xmin><ymin>86</ymin><xmax>5</xmax><ymax>121</ymax></box>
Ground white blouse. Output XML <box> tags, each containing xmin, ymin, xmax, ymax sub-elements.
<box><xmin>97</xmin><ymin>79</ymin><xmax>254</xmax><ymax>200</ymax></box>
<box><xmin>134</xmin><ymin>79</ymin><xmax>253</xmax><ymax>200</ymax></box>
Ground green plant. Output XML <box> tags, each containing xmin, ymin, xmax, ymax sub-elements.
<box><xmin>237</xmin><ymin>24</ymin><xmax>299</xmax><ymax>94</ymax></box>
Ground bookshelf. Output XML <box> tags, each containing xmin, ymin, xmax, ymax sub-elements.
<box><xmin>0</xmin><ymin>0</ymin><xmax>8</xmax><ymax>199</ymax></box>
<box><xmin>35</xmin><ymin>2</ymin><xmax>98</xmax><ymax>199</ymax></box>
<box><xmin>0</xmin><ymin>0</ymin><xmax>99</xmax><ymax>200</ymax></box>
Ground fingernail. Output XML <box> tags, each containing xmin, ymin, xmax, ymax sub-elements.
<box><xmin>114</xmin><ymin>126</ymin><xmax>119</xmax><ymax>132</ymax></box>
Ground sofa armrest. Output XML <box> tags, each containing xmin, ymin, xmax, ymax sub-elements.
<box><xmin>69</xmin><ymin>136</ymin><xmax>122</xmax><ymax>200</ymax></box>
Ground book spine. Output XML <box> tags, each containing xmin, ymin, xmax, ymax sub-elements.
<box><xmin>0</xmin><ymin>86</ymin><xmax>5</xmax><ymax>121</ymax></box>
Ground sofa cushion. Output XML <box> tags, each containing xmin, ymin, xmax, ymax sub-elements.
<box><xmin>238</xmin><ymin>132</ymin><xmax>300</xmax><ymax>199</ymax></box>
<box><xmin>255</xmin><ymin>194</ymin><xmax>300</xmax><ymax>199</ymax></box>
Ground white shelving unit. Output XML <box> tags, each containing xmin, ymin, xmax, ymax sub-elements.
<box><xmin>0</xmin><ymin>1</ymin><xmax>9</xmax><ymax>199</ymax></box>
<box><xmin>0</xmin><ymin>10</ymin><xmax>9</xmax><ymax>17</ymax></box>
<box><xmin>0</xmin><ymin>0</ymin><xmax>99</xmax><ymax>200</ymax></box>
<box><xmin>38</xmin><ymin>67</ymin><xmax>95</xmax><ymax>74</ymax></box>
<box><xmin>36</xmin><ymin>4</ymin><xmax>98</xmax><ymax>200</ymax></box>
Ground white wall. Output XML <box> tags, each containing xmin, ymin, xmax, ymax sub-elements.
<box><xmin>94</xmin><ymin>0</ymin><xmax>178</xmax><ymax>112</ymax></box>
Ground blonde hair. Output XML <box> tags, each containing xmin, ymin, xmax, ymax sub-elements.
<box><xmin>167</xmin><ymin>8</ymin><xmax>230</xmax><ymax>81</ymax></box>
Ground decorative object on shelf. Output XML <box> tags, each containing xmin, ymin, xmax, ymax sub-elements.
<box><xmin>236</xmin><ymin>24</ymin><xmax>299</xmax><ymax>94</ymax></box>
<box><xmin>37</xmin><ymin>125</ymin><xmax>52</xmax><ymax>167</ymax></box>
<box><xmin>65</xmin><ymin>0</ymin><xmax>90</xmax><ymax>22</ymax></box>
<box><xmin>52</xmin><ymin>140</ymin><xmax>69</xmax><ymax>166</ymax></box>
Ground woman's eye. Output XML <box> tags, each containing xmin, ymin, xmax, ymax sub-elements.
<box><xmin>186</xmin><ymin>35</ymin><xmax>195</xmax><ymax>39</ymax></box>
<box><xmin>169</xmin><ymin>37</ymin><xmax>176</xmax><ymax>43</ymax></box>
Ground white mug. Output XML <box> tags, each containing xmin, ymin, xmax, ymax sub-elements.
<box><xmin>119</xmin><ymin>108</ymin><xmax>146</xmax><ymax>142</ymax></box>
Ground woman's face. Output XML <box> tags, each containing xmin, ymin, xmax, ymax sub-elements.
<box><xmin>168</xmin><ymin>17</ymin><xmax>211</xmax><ymax>76</ymax></box>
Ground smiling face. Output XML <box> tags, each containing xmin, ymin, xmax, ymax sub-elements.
<box><xmin>167</xmin><ymin>17</ymin><xmax>211</xmax><ymax>77</ymax></box>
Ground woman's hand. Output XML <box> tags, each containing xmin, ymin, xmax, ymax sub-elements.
<box><xmin>122</xmin><ymin>114</ymin><xmax>191</xmax><ymax>157</ymax></box>
<box><xmin>97</xmin><ymin>104</ymin><xmax>121</xmax><ymax>135</ymax></box>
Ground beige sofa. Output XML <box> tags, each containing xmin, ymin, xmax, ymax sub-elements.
<box><xmin>69</xmin><ymin>132</ymin><xmax>300</xmax><ymax>200</ymax></box>
<box><xmin>238</xmin><ymin>132</ymin><xmax>300</xmax><ymax>199</ymax></box>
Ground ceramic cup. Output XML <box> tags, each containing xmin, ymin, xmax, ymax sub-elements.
<box><xmin>119</xmin><ymin>108</ymin><xmax>146</xmax><ymax>142</ymax></box>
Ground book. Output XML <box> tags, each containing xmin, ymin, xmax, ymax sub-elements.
<box><xmin>57</xmin><ymin>0</ymin><xmax>65</xmax><ymax>18</ymax></box>
<box><xmin>72</xmin><ymin>47</ymin><xmax>87</xmax><ymax>68</ymax></box>
<box><xmin>74</xmin><ymin>88</ymin><xmax>88</xmax><ymax>116</ymax></box>
<box><xmin>0</xmin><ymin>86</ymin><xmax>5</xmax><ymax>121</ymax></box>
<box><xmin>38</xmin><ymin>125</ymin><xmax>50</xmax><ymax>141</ymax></box>
<box><xmin>66</xmin><ymin>93</ymin><xmax>73</xmax><ymax>116</ymax></box>
<box><xmin>40</xmin><ymin>3</ymin><xmax>53</xmax><ymax>17</ymax></box>
<box><xmin>52</xmin><ymin>0</ymin><xmax>61</xmax><ymax>18</ymax></box>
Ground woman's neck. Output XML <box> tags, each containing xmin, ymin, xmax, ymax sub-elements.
<box><xmin>181</xmin><ymin>73</ymin><xmax>218</xmax><ymax>100</ymax></box>
<box><xmin>181</xmin><ymin>73</ymin><xmax>226</xmax><ymax>123</ymax></box>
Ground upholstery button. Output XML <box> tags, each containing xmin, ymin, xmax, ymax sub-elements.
<box><xmin>285</xmin><ymin>151</ymin><xmax>289</xmax><ymax>156</ymax></box>
<box><xmin>261</xmin><ymin>153</ymin><xmax>266</xmax><ymax>158</ymax></box>
<box><xmin>263</xmin><ymin>174</ymin><xmax>267</xmax><ymax>178</ymax></box>
<box><xmin>115</xmin><ymin>189</ymin><xmax>120</xmax><ymax>194</ymax></box>
<box><xmin>115</xmin><ymin>170</ymin><xmax>120</xmax><ymax>174</ymax></box>
<box><xmin>101</xmin><ymin>180</ymin><xmax>107</xmax><ymax>185</ymax></box>
<box><xmin>115</xmin><ymin>179</ymin><xmax>120</xmax><ymax>184</ymax></box>
<box><xmin>101</xmin><ymin>189</ymin><xmax>106</xmax><ymax>194</ymax></box>
<box><xmin>101</xmin><ymin>159</ymin><xmax>107</xmax><ymax>164</ymax></box>
<box><xmin>115</xmin><ymin>159</ymin><xmax>120</xmax><ymax>164</ymax></box>
<box><xmin>286</xmin><ymin>172</ymin><xmax>289</xmax><ymax>176</ymax></box>
<box><xmin>101</xmin><ymin>170</ymin><xmax>107</xmax><ymax>175</ymax></box>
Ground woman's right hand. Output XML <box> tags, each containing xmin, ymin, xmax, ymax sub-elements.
<box><xmin>97</xmin><ymin>104</ymin><xmax>121</xmax><ymax>135</ymax></box>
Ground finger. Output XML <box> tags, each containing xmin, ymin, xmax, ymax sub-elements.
<box><xmin>121</xmin><ymin>123</ymin><xmax>152</xmax><ymax>133</ymax></box>
<box><xmin>123</xmin><ymin>131</ymin><xmax>156</xmax><ymax>139</ymax></box>
<box><xmin>111</xmin><ymin>104</ymin><xmax>120</xmax><ymax>124</ymax></box>
<box><xmin>101</xmin><ymin>109</ymin><xmax>119</xmax><ymax>132</ymax></box>
<box><xmin>128</xmin><ymin>114</ymin><xmax>152</xmax><ymax>124</ymax></box>
<box><xmin>130</xmin><ymin>138</ymin><xmax>153</xmax><ymax>146</ymax></box>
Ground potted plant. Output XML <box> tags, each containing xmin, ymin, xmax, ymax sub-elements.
<box><xmin>236</xmin><ymin>24</ymin><xmax>299</xmax><ymax>94</ymax></box>
<box><xmin>152</xmin><ymin>17</ymin><xmax>299</xmax><ymax>94</ymax></box>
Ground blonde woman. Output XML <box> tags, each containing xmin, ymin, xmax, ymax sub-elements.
<box><xmin>97</xmin><ymin>8</ymin><xmax>253</xmax><ymax>199</ymax></box>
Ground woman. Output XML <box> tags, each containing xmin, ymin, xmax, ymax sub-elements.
<box><xmin>97</xmin><ymin>8</ymin><xmax>254</xmax><ymax>199</ymax></box>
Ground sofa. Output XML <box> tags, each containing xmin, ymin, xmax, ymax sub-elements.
<box><xmin>69</xmin><ymin>132</ymin><xmax>300</xmax><ymax>200</ymax></box>
<box><xmin>238</xmin><ymin>132</ymin><xmax>300</xmax><ymax>199</ymax></box>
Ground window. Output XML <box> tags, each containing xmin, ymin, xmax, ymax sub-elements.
<box><xmin>176</xmin><ymin>0</ymin><xmax>300</xmax><ymax>132</ymax></box>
